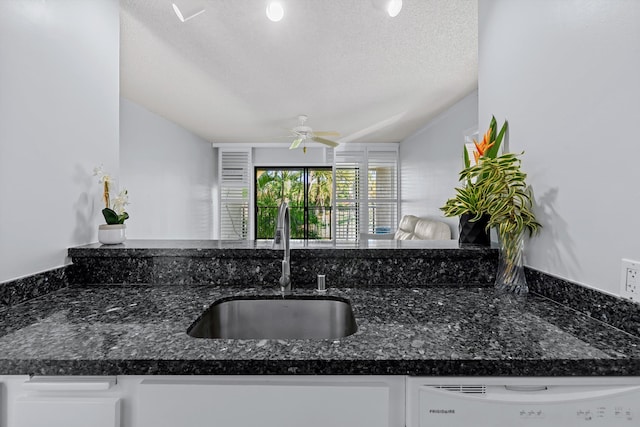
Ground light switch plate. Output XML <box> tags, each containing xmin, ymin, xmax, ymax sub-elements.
<box><xmin>620</xmin><ymin>259</ymin><xmax>640</xmax><ymax>302</ymax></box>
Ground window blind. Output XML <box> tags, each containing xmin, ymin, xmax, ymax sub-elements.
<box><xmin>334</xmin><ymin>150</ymin><xmax>364</xmax><ymax>241</ymax></box>
<box><xmin>367</xmin><ymin>150</ymin><xmax>398</xmax><ymax>235</ymax></box>
<box><xmin>219</xmin><ymin>149</ymin><xmax>251</xmax><ymax>240</ymax></box>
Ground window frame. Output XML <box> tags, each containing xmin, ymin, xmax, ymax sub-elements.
<box><xmin>254</xmin><ymin>166</ymin><xmax>333</xmax><ymax>240</ymax></box>
<box><xmin>334</xmin><ymin>145</ymin><xmax>399</xmax><ymax>241</ymax></box>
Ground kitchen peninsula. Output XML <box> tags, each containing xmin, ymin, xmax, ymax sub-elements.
<box><xmin>0</xmin><ymin>240</ymin><xmax>637</xmax><ymax>376</ymax></box>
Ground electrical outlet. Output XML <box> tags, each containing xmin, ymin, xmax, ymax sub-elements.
<box><xmin>620</xmin><ymin>259</ymin><xmax>640</xmax><ymax>302</ymax></box>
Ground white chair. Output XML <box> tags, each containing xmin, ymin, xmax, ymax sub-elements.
<box><xmin>393</xmin><ymin>215</ymin><xmax>452</xmax><ymax>240</ymax></box>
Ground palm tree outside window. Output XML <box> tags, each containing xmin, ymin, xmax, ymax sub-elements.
<box><xmin>255</xmin><ymin>167</ymin><xmax>333</xmax><ymax>240</ymax></box>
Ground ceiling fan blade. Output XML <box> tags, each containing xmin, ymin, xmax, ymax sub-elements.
<box><xmin>312</xmin><ymin>131</ymin><xmax>340</xmax><ymax>137</ymax></box>
<box><xmin>289</xmin><ymin>137</ymin><xmax>304</xmax><ymax>150</ymax></box>
<box><xmin>312</xmin><ymin>136</ymin><xmax>339</xmax><ymax>148</ymax></box>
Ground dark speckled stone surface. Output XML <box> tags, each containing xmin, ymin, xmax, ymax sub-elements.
<box><xmin>527</xmin><ymin>268</ymin><xmax>640</xmax><ymax>338</ymax></box>
<box><xmin>0</xmin><ymin>285</ymin><xmax>638</xmax><ymax>376</ymax></box>
<box><xmin>2</xmin><ymin>240</ymin><xmax>636</xmax><ymax>377</ymax></box>
<box><xmin>0</xmin><ymin>267</ymin><xmax>68</xmax><ymax>310</ymax></box>
<box><xmin>67</xmin><ymin>239</ymin><xmax>499</xmax><ymax>286</ymax></box>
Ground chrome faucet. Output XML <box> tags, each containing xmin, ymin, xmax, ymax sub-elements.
<box><xmin>273</xmin><ymin>201</ymin><xmax>291</xmax><ymax>293</ymax></box>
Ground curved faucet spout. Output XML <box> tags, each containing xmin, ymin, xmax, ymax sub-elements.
<box><xmin>274</xmin><ymin>202</ymin><xmax>291</xmax><ymax>292</ymax></box>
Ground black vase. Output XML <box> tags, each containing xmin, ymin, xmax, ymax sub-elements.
<box><xmin>458</xmin><ymin>213</ymin><xmax>491</xmax><ymax>246</ymax></box>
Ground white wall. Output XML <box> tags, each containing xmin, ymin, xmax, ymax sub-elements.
<box><xmin>120</xmin><ymin>98</ymin><xmax>214</xmax><ymax>239</ymax></box>
<box><xmin>478</xmin><ymin>0</ymin><xmax>640</xmax><ymax>295</ymax></box>
<box><xmin>399</xmin><ymin>90</ymin><xmax>479</xmax><ymax>238</ymax></box>
<box><xmin>0</xmin><ymin>0</ymin><xmax>119</xmax><ymax>283</ymax></box>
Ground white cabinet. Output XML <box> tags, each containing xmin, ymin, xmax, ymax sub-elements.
<box><xmin>0</xmin><ymin>375</ymin><xmax>404</xmax><ymax>427</ymax></box>
<box><xmin>14</xmin><ymin>396</ymin><xmax>120</xmax><ymax>427</ymax></box>
<box><xmin>136</xmin><ymin>376</ymin><xmax>403</xmax><ymax>427</ymax></box>
<box><xmin>5</xmin><ymin>376</ymin><xmax>120</xmax><ymax>427</ymax></box>
<box><xmin>3</xmin><ymin>374</ymin><xmax>640</xmax><ymax>427</ymax></box>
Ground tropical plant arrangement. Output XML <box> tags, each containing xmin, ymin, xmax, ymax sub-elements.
<box><xmin>93</xmin><ymin>165</ymin><xmax>130</xmax><ymax>225</ymax></box>
<box><xmin>442</xmin><ymin>117</ymin><xmax>508</xmax><ymax>245</ymax></box>
<box><xmin>441</xmin><ymin>118</ymin><xmax>541</xmax><ymax>295</ymax></box>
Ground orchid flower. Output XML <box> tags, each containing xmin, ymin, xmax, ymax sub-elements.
<box><xmin>93</xmin><ymin>165</ymin><xmax>115</xmax><ymax>208</ymax></box>
<box><xmin>93</xmin><ymin>165</ymin><xmax>113</xmax><ymax>185</ymax></box>
<box><xmin>94</xmin><ymin>165</ymin><xmax>130</xmax><ymax>225</ymax></box>
<box><xmin>111</xmin><ymin>189</ymin><xmax>129</xmax><ymax>215</ymax></box>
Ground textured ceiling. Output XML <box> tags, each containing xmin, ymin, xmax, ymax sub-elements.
<box><xmin>120</xmin><ymin>0</ymin><xmax>478</xmax><ymax>144</ymax></box>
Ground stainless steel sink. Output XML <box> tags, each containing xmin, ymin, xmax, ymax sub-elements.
<box><xmin>187</xmin><ymin>296</ymin><xmax>358</xmax><ymax>339</ymax></box>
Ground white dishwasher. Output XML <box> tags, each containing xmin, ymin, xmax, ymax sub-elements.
<box><xmin>406</xmin><ymin>377</ymin><xmax>640</xmax><ymax>427</ymax></box>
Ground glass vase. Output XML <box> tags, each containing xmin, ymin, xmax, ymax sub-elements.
<box><xmin>495</xmin><ymin>228</ymin><xmax>528</xmax><ymax>295</ymax></box>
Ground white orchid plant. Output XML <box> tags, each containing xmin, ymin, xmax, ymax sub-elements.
<box><xmin>93</xmin><ymin>165</ymin><xmax>130</xmax><ymax>225</ymax></box>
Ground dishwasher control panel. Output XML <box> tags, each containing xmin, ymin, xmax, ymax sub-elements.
<box><xmin>514</xmin><ymin>406</ymin><xmax>634</xmax><ymax>422</ymax></box>
<box><xmin>406</xmin><ymin>378</ymin><xmax>640</xmax><ymax>427</ymax></box>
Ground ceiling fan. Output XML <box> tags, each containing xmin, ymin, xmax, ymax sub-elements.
<box><xmin>288</xmin><ymin>115</ymin><xmax>340</xmax><ymax>152</ymax></box>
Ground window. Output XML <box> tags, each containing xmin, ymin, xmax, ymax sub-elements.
<box><xmin>216</xmin><ymin>145</ymin><xmax>398</xmax><ymax>242</ymax></box>
<box><xmin>255</xmin><ymin>167</ymin><xmax>333</xmax><ymax>240</ymax></box>
<box><xmin>218</xmin><ymin>149</ymin><xmax>251</xmax><ymax>239</ymax></box>
<box><xmin>367</xmin><ymin>150</ymin><xmax>398</xmax><ymax>235</ymax></box>
<box><xmin>334</xmin><ymin>151</ymin><xmax>364</xmax><ymax>241</ymax></box>
<box><xmin>334</xmin><ymin>147</ymin><xmax>398</xmax><ymax>241</ymax></box>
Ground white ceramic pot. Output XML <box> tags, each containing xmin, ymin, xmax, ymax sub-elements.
<box><xmin>98</xmin><ymin>224</ymin><xmax>126</xmax><ymax>245</ymax></box>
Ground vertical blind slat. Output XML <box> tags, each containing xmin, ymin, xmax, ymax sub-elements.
<box><xmin>219</xmin><ymin>149</ymin><xmax>251</xmax><ymax>239</ymax></box>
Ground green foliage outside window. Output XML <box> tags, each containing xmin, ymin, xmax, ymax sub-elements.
<box><xmin>255</xmin><ymin>168</ymin><xmax>333</xmax><ymax>239</ymax></box>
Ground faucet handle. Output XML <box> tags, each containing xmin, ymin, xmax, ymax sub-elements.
<box><xmin>273</xmin><ymin>229</ymin><xmax>282</xmax><ymax>249</ymax></box>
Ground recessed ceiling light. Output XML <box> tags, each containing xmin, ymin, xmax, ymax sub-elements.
<box><xmin>371</xmin><ymin>0</ymin><xmax>403</xmax><ymax>18</ymax></box>
<box><xmin>172</xmin><ymin>3</ymin><xmax>205</xmax><ymax>22</ymax></box>
<box><xmin>266</xmin><ymin>1</ymin><xmax>284</xmax><ymax>22</ymax></box>
<box><xmin>386</xmin><ymin>0</ymin><xmax>403</xmax><ymax>17</ymax></box>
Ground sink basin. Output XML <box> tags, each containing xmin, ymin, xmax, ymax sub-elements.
<box><xmin>187</xmin><ymin>296</ymin><xmax>358</xmax><ymax>339</ymax></box>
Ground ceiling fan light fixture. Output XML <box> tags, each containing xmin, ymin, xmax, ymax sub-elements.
<box><xmin>172</xmin><ymin>3</ymin><xmax>205</xmax><ymax>22</ymax></box>
<box><xmin>266</xmin><ymin>2</ymin><xmax>284</xmax><ymax>22</ymax></box>
<box><xmin>288</xmin><ymin>115</ymin><xmax>340</xmax><ymax>150</ymax></box>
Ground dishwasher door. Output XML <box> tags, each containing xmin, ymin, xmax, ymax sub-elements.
<box><xmin>406</xmin><ymin>377</ymin><xmax>640</xmax><ymax>427</ymax></box>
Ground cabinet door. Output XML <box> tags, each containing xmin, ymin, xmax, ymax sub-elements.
<box><xmin>138</xmin><ymin>379</ymin><xmax>390</xmax><ymax>427</ymax></box>
<box><xmin>13</xmin><ymin>397</ymin><xmax>120</xmax><ymax>427</ymax></box>
<box><xmin>9</xmin><ymin>376</ymin><xmax>120</xmax><ymax>427</ymax></box>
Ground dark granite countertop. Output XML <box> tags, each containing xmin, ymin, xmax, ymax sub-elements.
<box><xmin>1</xmin><ymin>284</ymin><xmax>639</xmax><ymax>376</ymax></box>
<box><xmin>66</xmin><ymin>239</ymin><xmax>500</xmax><ymax>287</ymax></box>
<box><xmin>68</xmin><ymin>239</ymin><xmax>495</xmax><ymax>258</ymax></box>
